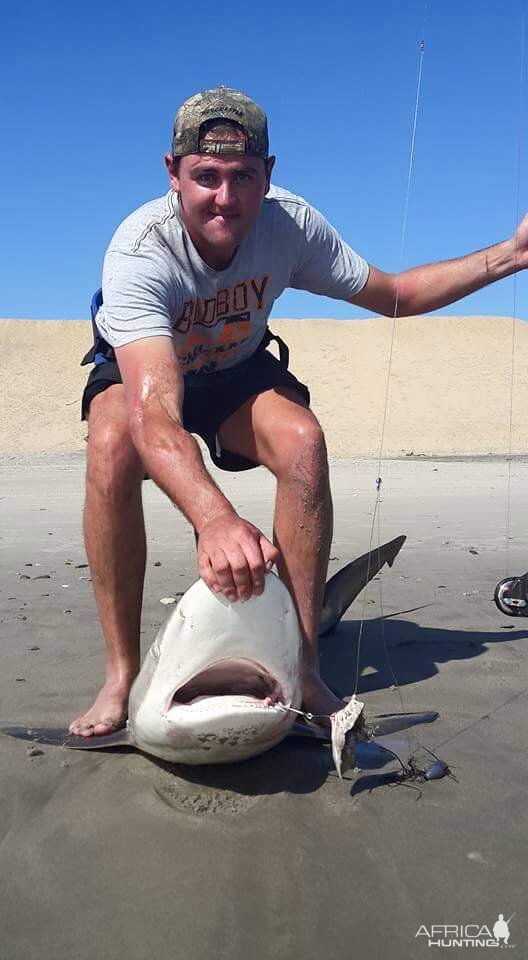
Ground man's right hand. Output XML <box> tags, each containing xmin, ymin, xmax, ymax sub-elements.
<box><xmin>114</xmin><ymin>339</ymin><xmax>279</xmax><ymax>602</ymax></box>
<box><xmin>197</xmin><ymin>512</ymin><xmax>280</xmax><ymax>602</ymax></box>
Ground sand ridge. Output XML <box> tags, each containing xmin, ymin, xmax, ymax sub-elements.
<box><xmin>2</xmin><ymin>314</ymin><xmax>527</xmax><ymax>456</ymax></box>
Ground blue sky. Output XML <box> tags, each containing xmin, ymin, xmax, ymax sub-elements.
<box><xmin>3</xmin><ymin>0</ymin><xmax>528</xmax><ymax>320</ymax></box>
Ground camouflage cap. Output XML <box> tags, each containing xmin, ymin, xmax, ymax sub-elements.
<box><xmin>172</xmin><ymin>87</ymin><xmax>269</xmax><ymax>159</ymax></box>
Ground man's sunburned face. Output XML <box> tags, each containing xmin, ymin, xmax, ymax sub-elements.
<box><xmin>165</xmin><ymin>145</ymin><xmax>274</xmax><ymax>271</ymax></box>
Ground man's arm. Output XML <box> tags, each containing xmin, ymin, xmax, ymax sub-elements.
<box><xmin>349</xmin><ymin>217</ymin><xmax>528</xmax><ymax>317</ymax></box>
<box><xmin>116</xmin><ymin>336</ymin><xmax>279</xmax><ymax>601</ymax></box>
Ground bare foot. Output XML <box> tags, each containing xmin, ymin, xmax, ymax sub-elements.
<box><xmin>69</xmin><ymin>678</ymin><xmax>134</xmax><ymax>737</ymax></box>
<box><xmin>302</xmin><ymin>668</ymin><xmax>344</xmax><ymax>725</ymax></box>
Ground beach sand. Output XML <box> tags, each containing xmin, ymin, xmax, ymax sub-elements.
<box><xmin>2</xmin><ymin>314</ymin><xmax>528</xmax><ymax>457</ymax></box>
<box><xmin>1</xmin><ymin>316</ymin><xmax>527</xmax><ymax>958</ymax></box>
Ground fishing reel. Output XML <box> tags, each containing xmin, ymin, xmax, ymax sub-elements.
<box><xmin>494</xmin><ymin>572</ymin><xmax>528</xmax><ymax>617</ymax></box>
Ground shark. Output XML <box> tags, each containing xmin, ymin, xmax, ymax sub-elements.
<box><xmin>0</xmin><ymin>534</ymin><xmax>438</xmax><ymax>770</ymax></box>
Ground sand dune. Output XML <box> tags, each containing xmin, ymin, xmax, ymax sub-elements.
<box><xmin>2</xmin><ymin>315</ymin><xmax>527</xmax><ymax>456</ymax></box>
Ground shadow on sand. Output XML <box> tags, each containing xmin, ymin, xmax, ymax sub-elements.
<box><xmin>319</xmin><ymin>616</ymin><xmax>528</xmax><ymax>698</ymax></box>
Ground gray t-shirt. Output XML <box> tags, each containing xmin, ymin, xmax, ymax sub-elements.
<box><xmin>98</xmin><ymin>185</ymin><xmax>369</xmax><ymax>374</ymax></box>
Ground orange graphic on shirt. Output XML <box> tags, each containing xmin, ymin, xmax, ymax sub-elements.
<box><xmin>216</xmin><ymin>315</ymin><xmax>251</xmax><ymax>348</ymax></box>
<box><xmin>177</xmin><ymin>311</ymin><xmax>252</xmax><ymax>371</ymax></box>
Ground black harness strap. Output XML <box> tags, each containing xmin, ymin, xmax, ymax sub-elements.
<box><xmin>261</xmin><ymin>328</ymin><xmax>289</xmax><ymax>368</ymax></box>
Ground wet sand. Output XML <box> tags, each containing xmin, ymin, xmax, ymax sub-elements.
<box><xmin>1</xmin><ymin>454</ymin><xmax>527</xmax><ymax>959</ymax></box>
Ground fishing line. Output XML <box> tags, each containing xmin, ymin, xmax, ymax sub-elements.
<box><xmin>505</xmin><ymin>0</ymin><xmax>526</xmax><ymax>572</ymax></box>
<box><xmin>431</xmin><ymin>688</ymin><xmax>528</xmax><ymax>753</ymax></box>
<box><xmin>375</xmin><ymin>499</ymin><xmax>404</xmax><ymax>700</ymax></box>
<box><xmin>353</xmin><ymin>17</ymin><xmax>428</xmax><ymax>748</ymax></box>
<box><xmin>429</xmin><ymin>2</ymin><xmax>527</xmax><ymax>759</ymax></box>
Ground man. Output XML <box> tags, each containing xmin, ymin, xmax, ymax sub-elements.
<box><xmin>70</xmin><ymin>86</ymin><xmax>528</xmax><ymax>737</ymax></box>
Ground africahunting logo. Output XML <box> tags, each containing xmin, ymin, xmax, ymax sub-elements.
<box><xmin>415</xmin><ymin>913</ymin><xmax>516</xmax><ymax>948</ymax></box>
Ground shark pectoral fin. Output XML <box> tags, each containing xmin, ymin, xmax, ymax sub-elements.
<box><xmin>288</xmin><ymin>709</ymin><xmax>438</xmax><ymax>743</ymax></box>
<box><xmin>0</xmin><ymin>725</ymin><xmax>132</xmax><ymax>750</ymax></box>
<box><xmin>64</xmin><ymin>730</ymin><xmax>132</xmax><ymax>750</ymax></box>
<box><xmin>366</xmin><ymin>710</ymin><xmax>439</xmax><ymax>737</ymax></box>
<box><xmin>319</xmin><ymin>534</ymin><xmax>407</xmax><ymax>636</ymax></box>
<box><xmin>288</xmin><ymin>720</ymin><xmax>331</xmax><ymax>742</ymax></box>
<box><xmin>287</xmin><ymin>725</ymin><xmax>421</xmax><ymax>772</ymax></box>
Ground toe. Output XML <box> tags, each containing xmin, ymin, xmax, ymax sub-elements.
<box><xmin>92</xmin><ymin>716</ymin><xmax>125</xmax><ymax>736</ymax></box>
<box><xmin>92</xmin><ymin>722</ymin><xmax>111</xmax><ymax>736</ymax></box>
<box><xmin>78</xmin><ymin>723</ymin><xmax>96</xmax><ymax>738</ymax></box>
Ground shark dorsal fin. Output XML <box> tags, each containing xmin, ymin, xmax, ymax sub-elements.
<box><xmin>319</xmin><ymin>535</ymin><xmax>406</xmax><ymax>636</ymax></box>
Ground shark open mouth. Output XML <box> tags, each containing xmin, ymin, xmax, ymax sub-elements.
<box><xmin>170</xmin><ymin>658</ymin><xmax>284</xmax><ymax>707</ymax></box>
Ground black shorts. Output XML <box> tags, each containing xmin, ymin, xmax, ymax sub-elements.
<box><xmin>81</xmin><ymin>340</ymin><xmax>310</xmax><ymax>472</ymax></box>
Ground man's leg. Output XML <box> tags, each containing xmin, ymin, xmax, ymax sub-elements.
<box><xmin>69</xmin><ymin>385</ymin><xmax>146</xmax><ymax>736</ymax></box>
<box><xmin>218</xmin><ymin>387</ymin><xmax>343</xmax><ymax>719</ymax></box>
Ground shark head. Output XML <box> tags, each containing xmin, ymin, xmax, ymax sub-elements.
<box><xmin>1</xmin><ymin>534</ymin><xmax>435</xmax><ymax>775</ymax></box>
<box><xmin>127</xmin><ymin>573</ymin><xmax>303</xmax><ymax>764</ymax></box>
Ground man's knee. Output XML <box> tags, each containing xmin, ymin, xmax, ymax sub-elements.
<box><xmin>271</xmin><ymin>412</ymin><xmax>329</xmax><ymax>485</ymax></box>
<box><xmin>85</xmin><ymin>391</ymin><xmax>143</xmax><ymax>502</ymax></box>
